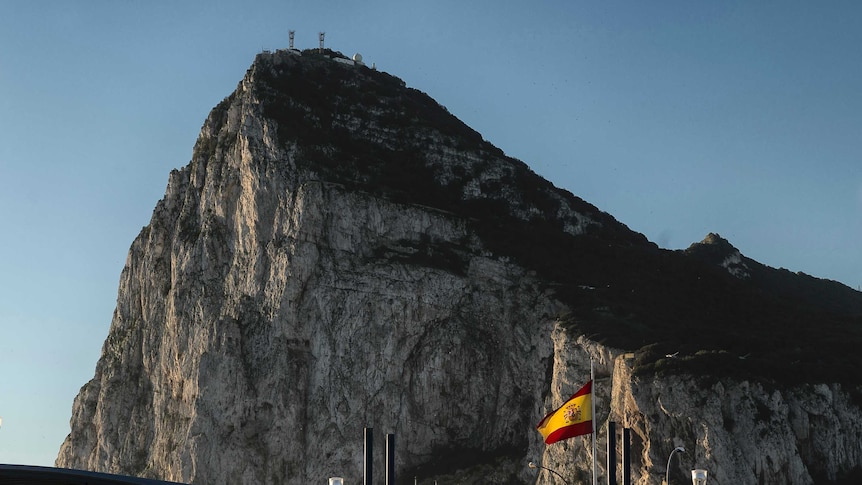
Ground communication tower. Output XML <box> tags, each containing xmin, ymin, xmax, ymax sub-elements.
<box><xmin>319</xmin><ymin>32</ymin><xmax>325</xmax><ymax>52</ymax></box>
<box><xmin>289</xmin><ymin>30</ymin><xmax>295</xmax><ymax>50</ymax></box>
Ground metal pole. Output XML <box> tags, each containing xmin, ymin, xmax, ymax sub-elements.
<box><xmin>607</xmin><ymin>421</ymin><xmax>617</xmax><ymax>485</ymax></box>
<box><xmin>386</xmin><ymin>433</ymin><xmax>396</xmax><ymax>485</ymax></box>
<box><xmin>364</xmin><ymin>427</ymin><xmax>373</xmax><ymax>485</ymax></box>
<box><xmin>622</xmin><ymin>428</ymin><xmax>631</xmax><ymax>485</ymax></box>
<box><xmin>591</xmin><ymin>360</ymin><xmax>597</xmax><ymax>485</ymax></box>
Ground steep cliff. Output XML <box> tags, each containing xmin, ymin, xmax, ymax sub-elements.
<box><xmin>58</xmin><ymin>49</ymin><xmax>862</xmax><ymax>484</ymax></box>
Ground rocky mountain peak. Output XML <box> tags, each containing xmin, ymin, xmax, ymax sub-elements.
<box><xmin>56</xmin><ymin>49</ymin><xmax>862</xmax><ymax>484</ymax></box>
<box><xmin>700</xmin><ymin>232</ymin><xmax>732</xmax><ymax>246</ymax></box>
<box><xmin>685</xmin><ymin>232</ymin><xmax>750</xmax><ymax>279</ymax></box>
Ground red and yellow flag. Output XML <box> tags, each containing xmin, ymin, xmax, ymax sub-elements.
<box><xmin>536</xmin><ymin>380</ymin><xmax>593</xmax><ymax>445</ymax></box>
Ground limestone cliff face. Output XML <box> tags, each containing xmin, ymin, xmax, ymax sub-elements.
<box><xmin>57</xmin><ymin>51</ymin><xmax>572</xmax><ymax>484</ymax></box>
<box><xmin>57</xmin><ymin>50</ymin><xmax>862</xmax><ymax>484</ymax></box>
<box><xmin>608</xmin><ymin>359</ymin><xmax>862</xmax><ymax>484</ymax></box>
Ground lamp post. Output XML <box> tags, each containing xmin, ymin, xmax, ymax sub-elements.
<box><xmin>528</xmin><ymin>461</ymin><xmax>571</xmax><ymax>485</ymax></box>
<box><xmin>665</xmin><ymin>446</ymin><xmax>685</xmax><ymax>485</ymax></box>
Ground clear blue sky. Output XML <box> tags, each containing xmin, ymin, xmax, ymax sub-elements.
<box><xmin>1</xmin><ymin>0</ymin><xmax>860</xmax><ymax>467</ymax></box>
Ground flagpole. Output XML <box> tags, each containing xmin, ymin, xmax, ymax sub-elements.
<box><xmin>591</xmin><ymin>359</ymin><xmax>597</xmax><ymax>485</ymax></box>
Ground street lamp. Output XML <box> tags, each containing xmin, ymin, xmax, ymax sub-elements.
<box><xmin>528</xmin><ymin>461</ymin><xmax>571</xmax><ymax>485</ymax></box>
<box><xmin>691</xmin><ymin>469</ymin><xmax>707</xmax><ymax>485</ymax></box>
<box><xmin>665</xmin><ymin>446</ymin><xmax>685</xmax><ymax>485</ymax></box>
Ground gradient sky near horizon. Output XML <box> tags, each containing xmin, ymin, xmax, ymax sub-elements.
<box><xmin>1</xmin><ymin>0</ymin><xmax>860</xmax><ymax>467</ymax></box>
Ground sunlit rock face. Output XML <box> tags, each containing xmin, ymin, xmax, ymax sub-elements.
<box><xmin>608</xmin><ymin>359</ymin><xmax>862</xmax><ymax>485</ymax></box>
<box><xmin>57</xmin><ymin>50</ymin><xmax>862</xmax><ymax>485</ymax></box>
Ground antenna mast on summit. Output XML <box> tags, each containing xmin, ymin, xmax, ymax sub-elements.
<box><xmin>319</xmin><ymin>32</ymin><xmax>325</xmax><ymax>52</ymax></box>
<box><xmin>289</xmin><ymin>30</ymin><xmax>295</xmax><ymax>50</ymax></box>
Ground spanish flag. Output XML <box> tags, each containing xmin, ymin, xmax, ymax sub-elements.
<box><xmin>536</xmin><ymin>380</ymin><xmax>593</xmax><ymax>445</ymax></box>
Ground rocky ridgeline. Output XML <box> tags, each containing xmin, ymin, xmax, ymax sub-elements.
<box><xmin>57</xmin><ymin>49</ymin><xmax>862</xmax><ymax>484</ymax></box>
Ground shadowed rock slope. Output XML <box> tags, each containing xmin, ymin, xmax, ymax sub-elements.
<box><xmin>58</xmin><ymin>49</ymin><xmax>862</xmax><ymax>485</ymax></box>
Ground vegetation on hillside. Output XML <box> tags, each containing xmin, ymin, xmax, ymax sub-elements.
<box><xmin>250</xmin><ymin>50</ymin><xmax>862</xmax><ymax>386</ymax></box>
